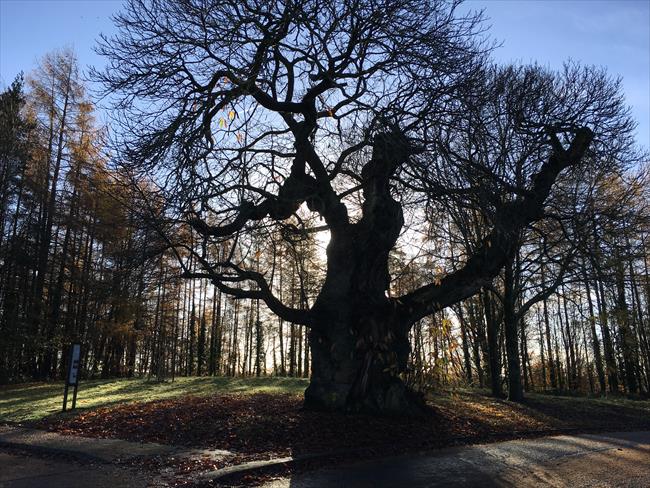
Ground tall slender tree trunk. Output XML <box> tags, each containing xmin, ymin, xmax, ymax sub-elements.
<box><xmin>483</xmin><ymin>289</ymin><xmax>503</xmax><ymax>397</ymax></box>
<box><xmin>503</xmin><ymin>257</ymin><xmax>523</xmax><ymax>401</ymax></box>
<box><xmin>593</xmin><ymin>269</ymin><xmax>619</xmax><ymax>393</ymax></box>
<box><xmin>536</xmin><ymin>308</ymin><xmax>547</xmax><ymax>389</ymax></box>
<box><xmin>456</xmin><ymin>304</ymin><xmax>473</xmax><ymax>385</ymax></box>
<box><xmin>614</xmin><ymin>257</ymin><xmax>638</xmax><ymax>393</ymax></box>
<box><xmin>582</xmin><ymin>259</ymin><xmax>606</xmax><ymax>394</ymax></box>
<box><xmin>34</xmin><ymin>64</ymin><xmax>73</xmax><ymax>379</ymax></box>
<box><xmin>629</xmin><ymin>256</ymin><xmax>650</xmax><ymax>392</ymax></box>
<box><xmin>542</xmin><ymin>293</ymin><xmax>557</xmax><ymax>389</ymax></box>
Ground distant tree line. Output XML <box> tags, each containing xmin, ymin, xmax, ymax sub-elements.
<box><xmin>0</xmin><ymin>51</ymin><xmax>318</xmax><ymax>383</ymax></box>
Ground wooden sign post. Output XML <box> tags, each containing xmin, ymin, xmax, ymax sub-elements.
<box><xmin>62</xmin><ymin>343</ymin><xmax>81</xmax><ymax>412</ymax></box>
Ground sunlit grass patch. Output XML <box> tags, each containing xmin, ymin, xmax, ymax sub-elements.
<box><xmin>0</xmin><ymin>376</ymin><xmax>308</xmax><ymax>423</ymax></box>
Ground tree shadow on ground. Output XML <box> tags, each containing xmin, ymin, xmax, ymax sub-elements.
<box><xmin>26</xmin><ymin>387</ymin><xmax>650</xmax><ymax>462</ymax></box>
<box><xmin>520</xmin><ymin>393</ymin><xmax>650</xmax><ymax>431</ymax></box>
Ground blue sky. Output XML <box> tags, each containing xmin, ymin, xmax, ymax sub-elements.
<box><xmin>1</xmin><ymin>0</ymin><xmax>649</xmax><ymax>148</ymax></box>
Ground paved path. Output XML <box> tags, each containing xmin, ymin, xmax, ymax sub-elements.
<box><xmin>0</xmin><ymin>425</ymin><xmax>230</xmax><ymax>462</ymax></box>
<box><xmin>0</xmin><ymin>426</ymin><xmax>231</xmax><ymax>487</ymax></box>
<box><xmin>0</xmin><ymin>451</ymin><xmax>150</xmax><ymax>488</ymax></box>
<box><xmin>0</xmin><ymin>426</ymin><xmax>183</xmax><ymax>462</ymax></box>
<box><xmin>263</xmin><ymin>431</ymin><xmax>650</xmax><ymax>487</ymax></box>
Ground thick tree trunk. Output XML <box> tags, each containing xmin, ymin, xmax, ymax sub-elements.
<box><xmin>304</xmin><ymin>133</ymin><xmax>425</xmax><ymax>414</ymax></box>
<box><xmin>305</xmin><ymin>311</ymin><xmax>421</xmax><ymax>414</ymax></box>
<box><xmin>301</xmin><ymin>127</ymin><xmax>592</xmax><ymax>414</ymax></box>
<box><xmin>304</xmin><ymin>225</ymin><xmax>426</xmax><ymax>413</ymax></box>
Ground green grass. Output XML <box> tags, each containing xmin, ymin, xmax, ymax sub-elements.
<box><xmin>0</xmin><ymin>376</ymin><xmax>309</xmax><ymax>423</ymax></box>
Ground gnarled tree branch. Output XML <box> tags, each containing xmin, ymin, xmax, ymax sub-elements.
<box><xmin>397</xmin><ymin>127</ymin><xmax>594</xmax><ymax>326</ymax></box>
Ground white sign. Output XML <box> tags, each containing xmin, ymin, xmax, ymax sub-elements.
<box><xmin>68</xmin><ymin>344</ymin><xmax>81</xmax><ymax>385</ymax></box>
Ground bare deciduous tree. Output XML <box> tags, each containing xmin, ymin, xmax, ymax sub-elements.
<box><xmin>97</xmin><ymin>0</ymin><xmax>632</xmax><ymax>413</ymax></box>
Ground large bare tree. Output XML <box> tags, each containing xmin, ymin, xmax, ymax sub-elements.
<box><xmin>97</xmin><ymin>0</ymin><xmax>631</xmax><ymax>413</ymax></box>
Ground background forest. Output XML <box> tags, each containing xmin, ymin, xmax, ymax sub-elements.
<box><xmin>1</xmin><ymin>35</ymin><xmax>649</xmax><ymax>403</ymax></box>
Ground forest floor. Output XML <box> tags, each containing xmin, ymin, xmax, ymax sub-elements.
<box><xmin>2</xmin><ymin>378</ymin><xmax>650</xmax><ymax>486</ymax></box>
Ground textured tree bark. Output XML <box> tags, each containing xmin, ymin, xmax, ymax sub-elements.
<box><xmin>304</xmin><ymin>227</ymin><xmax>425</xmax><ymax>412</ymax></box>
<box><xmin>305</xmin><ymin>132</ymin><xmax>426</xmax><ymax>414</ymax></box>
<box><xmin>306</xmin><ymin>319</ymin><xmax>421</xmax><ymax>414</ymax></box>
<box><xmin>305</xmin><ymin>273</ymin><xmax>421</xmax><ymax>414</ymax></box>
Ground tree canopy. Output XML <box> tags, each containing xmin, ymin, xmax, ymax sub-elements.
<box><xmin>89</xmin><ymin>0</ymin><xmax>639</xmax><ymax>413</ymax></box>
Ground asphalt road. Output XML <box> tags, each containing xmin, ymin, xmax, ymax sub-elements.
<box><xmin>263</xmin><ymin>431</ymin><xmax>650</xmax><ymax>487</ymax></box>
<box><xmin>0</xmin><ymin>451</ymin><xmax>150</xmax><ymax>488</ymax></box>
